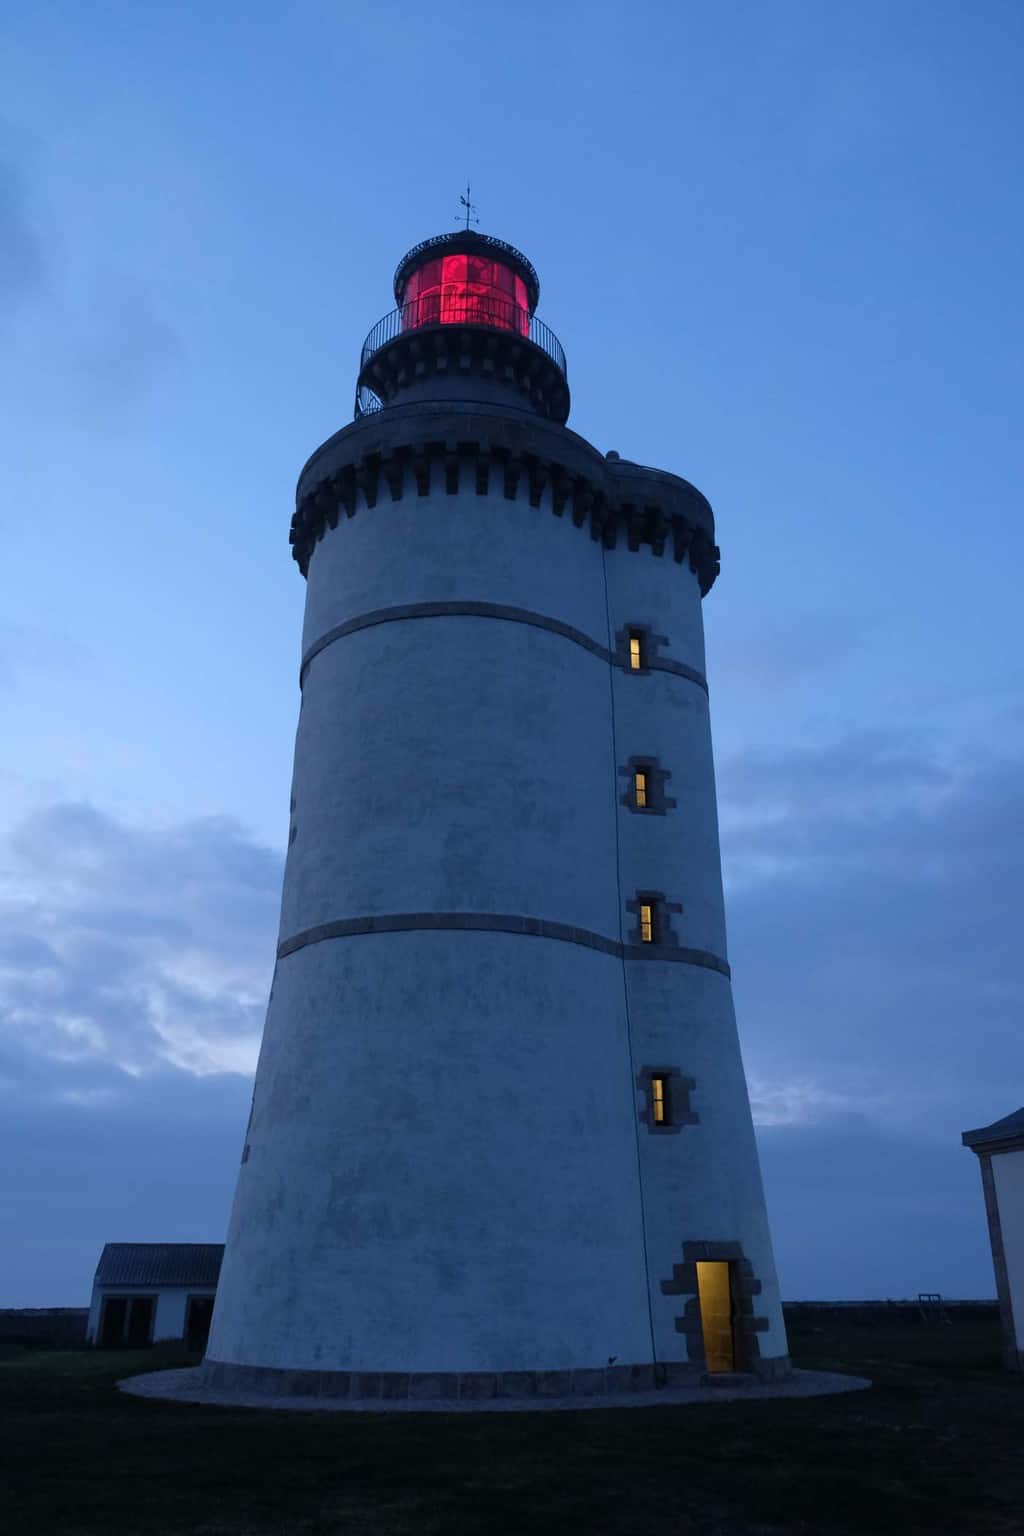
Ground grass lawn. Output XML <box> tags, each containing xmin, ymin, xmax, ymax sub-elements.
<box><xmin>2</xmin><ymin>1321</ymin><xmax>1020</xmax><ymax>1535</ymax></box>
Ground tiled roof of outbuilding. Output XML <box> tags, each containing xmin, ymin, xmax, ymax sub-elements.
<box><xmin>962</xmin><ymin>1108</ymin><xmax>1024</xmax><ymax>1150</ymax></box>
<box><xmin>94</xmin><ymin>1243</ymin><xmax>224</xmax><ymax>1288</ymax></box>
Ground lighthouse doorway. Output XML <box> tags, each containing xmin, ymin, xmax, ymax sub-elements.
<box><xmin>696</xmin><ymin>1261</ymin><xmax>739</xmax><ymax>1372</ymax></box>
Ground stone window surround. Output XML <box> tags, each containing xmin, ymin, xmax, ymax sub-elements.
<box><xmin>659</xmin><ymin>1240</ymin><xmax>783</xmax><ymax>1377</ymax></box>
<box><xmin>625</xmin><ymin>891</ymin><xmax>683</xmax><ymax>950</ymax></box>
<box><xmin>635</xmin><ymin>1066</ymin><xmax>699</xmax><ymax>1135</ymax></box>
<box><xmin>614</xmin><ymin>622</ymin><xmax>670</xmax><ymax>676</ymax></box>
<box><xmin>619</xmin><ymin>755</ymin><xmax>676</xmax><ymax>816</ymax></box>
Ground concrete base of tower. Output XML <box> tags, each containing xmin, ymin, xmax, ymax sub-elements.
<box><xmin>119</xmin><ymin>1359</ymin><xmax>871</xmax><ymax>1413</ymax></box>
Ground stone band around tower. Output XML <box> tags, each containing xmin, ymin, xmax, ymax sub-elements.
<box><xmin>290</xmin><ymin>406</ymin><xmax>720</xmax><ymax>592</ymax></box>
<box><xmin>298</xmin><ymin>600</ymin><xmax>710</xmax><ymax>693</ymax></box>
<box><xmin>276</xmin><ymin>911</ymin><xmax>731</xmax><ymax>976</ymax></box>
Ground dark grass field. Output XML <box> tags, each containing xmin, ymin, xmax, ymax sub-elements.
<box><xmin>2</xmin><ymin>1322</ymin><xmax>1021</xmax><ymax>1536</ymax></box>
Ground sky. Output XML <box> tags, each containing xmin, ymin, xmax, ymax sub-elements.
<box><xmin>1</xmin><ymin>0</ymin><xmax>1022</xmax><ymax>1306</ymax></box>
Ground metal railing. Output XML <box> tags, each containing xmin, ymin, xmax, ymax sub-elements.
<box><xmin>354</xmin><ymin>385</ymin><xmax>383</xmax><ymax>418</ymax></box>
<box><xmin>359</xmin><ymin>296</ymin><xmax>566</xmax><ymax>378</ymax></box>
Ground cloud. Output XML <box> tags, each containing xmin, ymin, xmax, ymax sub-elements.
<box><xmin>713</xmin><ymin>608</ymin><xmax>866</xmax><ymax>688</ymax></box>
<box><xmin>759</xmin><ymin>1115</ymin><xmax>992</xmax><ymax>1300</ymax></box>
<box><xmin>0</xmin><ymin>619</ymin><xmax>88</xmax><ymax>691</ymax></box>
<box><xmin>0</xmin><ymin>801</ymin><xmax>278</xmax><ymax>1304</ymax></box>
<box><xmin>0</xmin><ymin>1069</ymin><xmax>252</xmax><ymax>1307</ymax></box>
<box><xmin>4</xmin><ymin>734</ymin><xmax>1020</xmax><ymax>1304</ymax></box>
<box><xmin>723</xmin><ymin>732</ymin><xmax>1024</xmax><ymax>1132</ymax></box>
<box><xmin>72</xmin><ymin>270</ymin><xmax>181</xmax><ymax>411</ymax></box>
<box><xmin>718</xmin><ymin>730</ymin><xmax>1023</xmax><ymax>1295</ymax></box>
<box><xmin>0</xmin><ymin>802</ymin><xmax>281</xmax><ymax>1096</ymax></box>
<box><xmin>0</xmin><ymin>139</ymin><xmax>178</xmax><ymax>411</ymax></box>
<box><xmin>0</xmin><ymin>151</ymin><xmax>47</xmax><ymax>316</ymax></box>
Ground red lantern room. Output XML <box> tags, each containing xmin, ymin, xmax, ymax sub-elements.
<box><xmin>356</xmin><ymin>230</ymin><xmax>568</xmax><ymax>424</ymax></box>
<box><xmin>393</xmin><ymin>232</ymin><xmax>539</xmax><ymax>338</ymax></box>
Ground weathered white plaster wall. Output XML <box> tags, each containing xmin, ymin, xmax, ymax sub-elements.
<box><xmin>155</xmin><ymin>1288</ymin><xmax>189</xmax><ymax>1341</ymax></box>
<box><xmin>87</xmin><ymin>1286</ymin><xmax>101</xmax><ymax>1343</ymax></box>
<box><xmin>993</xmin><ymin>1149</ymin><xmax>1024</xmax><ymax>1348</ymax></box>
<box><xmin>625</xmin><ymin>963</ymin><xmax>786</xmax><ymax>1362</ymax></box>
<box><xmin>213</xmin><ymin>934</ymin><xmax>651</xmax><ymax>1371</ymax></box>
<box><xmin>604</xmin><ymin>536</ymin><xmax>784</xmax><ymax>1363</ymax></box>
<box><xmin>285</xmin><ymin>622</ymin><xmax>617</xmax><ymax>936</ymax></box>
<box><xmin>209</xmin><ymin>442</ymin><xmax>787</xmax><ymax>1379</ymax></box>
<box><xmin>603</xmin><ymin>522</ymin><xmax>708</xmax><ymax>676</ymax></box>
<box><xmin>301</xmin><ymin>476</ymin><xmax>607</xmax><ymax>656</ymax></box>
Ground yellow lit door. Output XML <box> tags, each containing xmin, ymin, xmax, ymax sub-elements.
<box><xmin>696</xmin><ymin>1261</ymin><xmax>735</xmax><ymax>1372</ymax></box>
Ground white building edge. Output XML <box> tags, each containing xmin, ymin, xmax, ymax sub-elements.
<box><xmin>963</xmin><ymin>1107</ymin><xmax>1024</xmax><ymax>1370</ymax></box>
<box><xmin>203</xmin><ymin>229</ymin><xmax>790</xmax><ymax>1402</ymax></box>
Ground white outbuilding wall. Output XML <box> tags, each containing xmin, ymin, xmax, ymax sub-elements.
<box><xmin>963</xmin><ymin>1109</ymin><xmax>1024</xmax><ymax>1370</ymax></box>
<box><xmin>87</xmin><ymin>1285</ymin><xmax>216</xmax><ymax>1343</ymax></box>
<box><xmin>992</xmin><ymin>1149</ymin><xmax>1024</xmax><ymax>1352</ymax></box>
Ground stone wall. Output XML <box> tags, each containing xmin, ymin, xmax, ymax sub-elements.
<box><xmin>0</xmin><ymin>1309</ymin><xmax>89</xmax><ymax>1348</ymax></box>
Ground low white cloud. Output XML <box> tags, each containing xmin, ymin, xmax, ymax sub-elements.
<box><xmin>1</xmin><ymin>734</ymin><xmax>1020</xmax><ymax>1303</ymax></box>
<box><xmin>722</xmin><ymin>732</ymin><xmax>1024</xmax><ymax>1139</ymax></box>
<box><xmin>749</xmin><ymin>1073</ymin><xmax>862</xmax><ymax>1128</ymax></box>
<box><xmin>0</xmin><ymin>801</ymin><xmax>280</xmax><ymax>1092</ymax></box>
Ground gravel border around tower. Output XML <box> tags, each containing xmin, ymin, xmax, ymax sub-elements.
<box><xmin>119</xmin><ymin>1366</ymin><xmax>871</xmax><ymax>1414</ymax></box>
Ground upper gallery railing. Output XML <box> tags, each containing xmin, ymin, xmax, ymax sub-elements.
<box><xmin>359</xmin><ymin>295</ymin><xmax>567</xmax><ymax>379</ymax></box>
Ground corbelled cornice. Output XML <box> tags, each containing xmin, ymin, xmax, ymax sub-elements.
<box><xmin>290</xmin><ymin>406</ymin><xmax>720</xmax><ymax>595</ymax></box>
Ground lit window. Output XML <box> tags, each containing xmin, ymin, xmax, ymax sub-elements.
<box><xmin>640</xmin><ymin>902</ymin><xmax>655</xmax><ymax>944</ymax></box>
<box><xmin>651</xmin><ymin>1075</ymin><xmax>670</xmax><ymax>1125</ymax></box>
<box><xmin>628</xmin><ymin>631</ymin><xmax>644</xmax><ymax>670</ymax></box>
<box><xmin>634</xmin><ymin>769</ymin><xmax>648</xmax><ymax>809</ymax></box>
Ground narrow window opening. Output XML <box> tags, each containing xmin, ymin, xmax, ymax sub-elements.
<box><xmin>651</xmin><ymin>1074</ymin><xmax>671</xmax><ymax>1125</ymax></box>
<box><xmin>628</xmin><ymin>631</ymin><xmax>644</xmax><ymax>670</ymax></box>
<box><xmin>634</xmin><ymin>769</ymin><xmax>648</xmax><ymax>809</ymax></box>
<box><xmin>640</xmin><ymin>901</ymin><xmax>656</xmax><ymax>944</ymax></box>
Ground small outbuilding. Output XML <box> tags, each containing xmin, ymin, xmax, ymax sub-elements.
<box><xmin>962</xmin><ymin>1108</ymin><xmax>1024</xmax><ymax>1371</ymax></box>
<box><xmin>87</xmin><ymin>1243</ymin><xmax>223</xmax><ymax>1350</ymax></box>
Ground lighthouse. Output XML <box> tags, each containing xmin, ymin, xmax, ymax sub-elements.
<box><xmin>203</xmin><ymin>225</ymin><xmax>790</xmax><ymax>1400</ymax></box>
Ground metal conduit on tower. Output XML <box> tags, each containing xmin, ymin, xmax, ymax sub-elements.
<box><xmin>204</xmin><ymin>221</ymin><xmax>790</xmax><ymax>1400</ymax></box>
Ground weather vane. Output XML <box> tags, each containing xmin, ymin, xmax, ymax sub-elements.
<box><xmin>457</xmin><ymin>181</ymin><xmax>479</xmax><ymax>231</ymax></box>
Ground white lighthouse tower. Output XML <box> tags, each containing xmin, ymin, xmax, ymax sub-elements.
<box><xmin>204</xmin><ymin>227</ymin><xmax>790</xmax><ymax>1400</ymax></box>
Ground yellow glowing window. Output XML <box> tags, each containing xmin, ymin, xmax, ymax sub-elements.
<box><xmin>651</xmin><ymin>1075</ymin><xmax>668</xmax><ymax>1124</ymax></box>
<box><xmin>634</xmin><ymin>770</ymin><xmax>648</xmax><ymax>809</ymax></box>
<box><xmin>640</xmin><ymin>902</ymin><xmax>655</xmax><ymax>943</ymax></box>
<box><xmin>628</xmin><ymin>632</ymin><xmax>643</xmax><ymax>670</ymax></box>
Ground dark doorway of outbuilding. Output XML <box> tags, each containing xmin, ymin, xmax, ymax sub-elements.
<box><xmin>99</xmin><ymin>1296</ymin><xmax>154</xmax><ymax>1347</ymax></box>
<box><xmin>185</xmin><ymin>1295</ymin><xmax>214</xmax><ymax>1351</ymax></box>
<box><xmin>696</xmin><ymin>1261</ymin><xmax>742</xmax><ymax>1372</ymax></box>
<box><xmin>125</xmin><ymin>1297</ymin><xmax>154</xmax><ymax>1345</ymax></box>
<box><xmin>98</xmin><ymin>1297</ymin><xmax>126</xmax><ymax>1348</ymax></box>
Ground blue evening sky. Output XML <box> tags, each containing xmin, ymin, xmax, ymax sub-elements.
<box><xmin>2</xmin><ymin>0</ymin><xmax>1022</xmax><ymax>1304</ymax></box>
